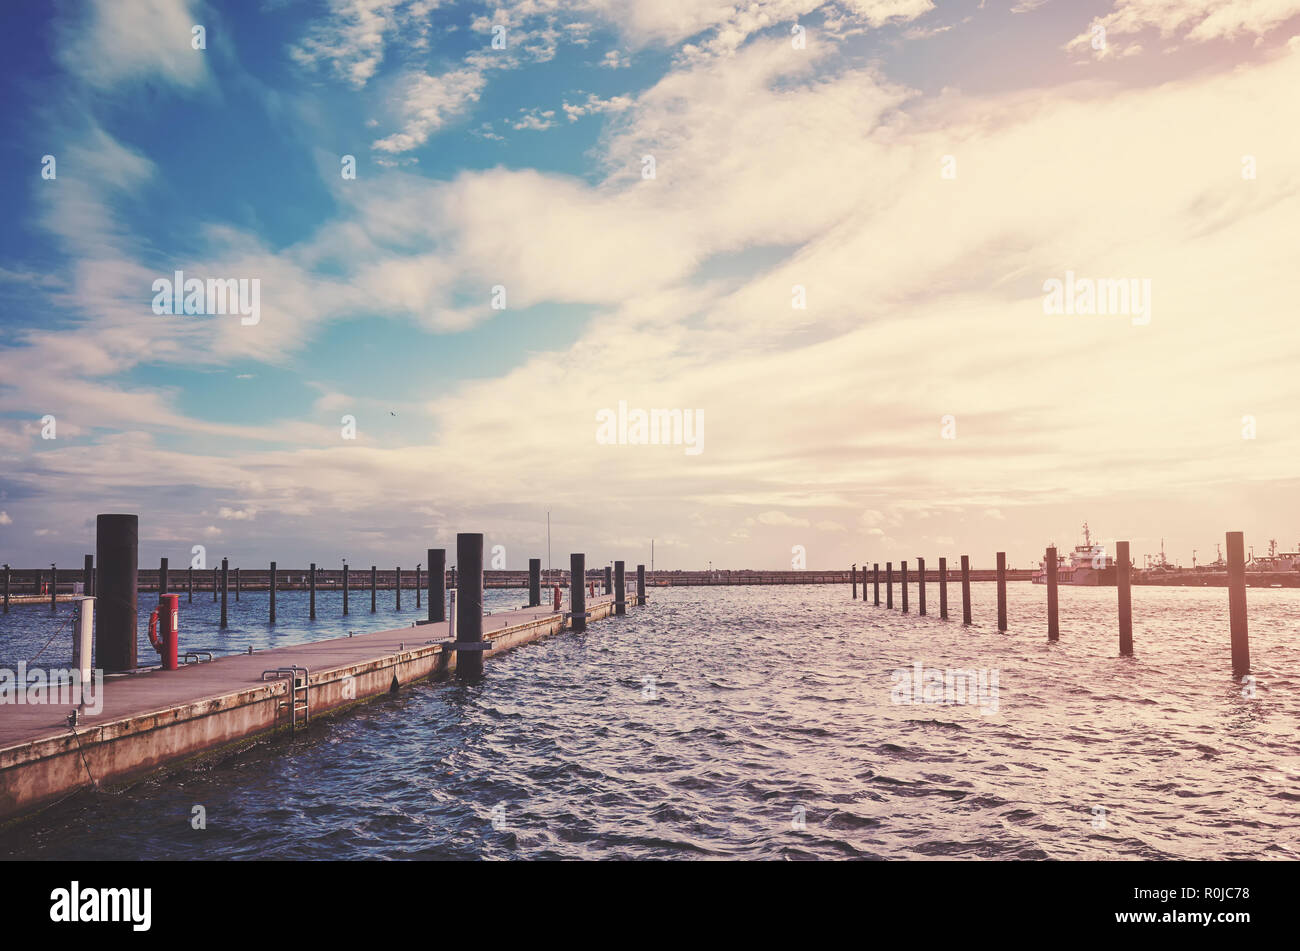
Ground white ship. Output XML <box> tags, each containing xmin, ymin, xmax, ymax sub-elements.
<box><xmin>1032</xmin><ymin>523</ymin><xmax>1120</xmax><ymax>586</ymax></box>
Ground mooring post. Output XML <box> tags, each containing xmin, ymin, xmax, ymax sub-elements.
<box><xmin>309</xmin><ymin>562</ymin><xmax>317</xmax><ymax>619</ymax></box>
<box><xmin>269</xmin><ymin>561</ymin><xmax>277</xmax><ymax>624</ymax></box>
<box><xmin>851</xmin><ymin>564</ymin><xmax>857</xmax><ymax>600</ymax></box>
<box><xmin>212</xmin><ymin>567</ymin><xmax>218</xmax><ymax>601</ymax></box>
<box><xmin>220</xmin><ymin>557</ymin><xmax>229</xmax><ymax>629</ymax></box>
<box><xmin>96</xmin><ymin>514</ymin><xmax>138</xmax><ymax>672</ymax></box>
<box><xmin>396</xmin><ymin>567</ymin><xmax>401</xmax><ymax>610</ymax></box>
<box><xmin>873</xmin><ymin>563</ymin><xmax>880</xmax><ymax>605</ymax></box>
<box><xmin>456</xmin><ymin>533</ymin><xmax>486</xmax><ymax>681</ymax></box>
<box><xmin>996</xmin><ymin>552</ymin><xmax>1007</xmax><ymax>632</ymax></box>
<box><xmin>901</xmin><ymin>561</ymin><xmax>909</xmax><ymax>613</ymax></box>
<box><xmin>917</xmin><ymin>557</ymin><xmax>926</xmax><ymax>616</ymax></box>
<box><xmin>886</xmin><ymin>562</ymin><xmax>893</xmax><ymax>609</ymax></box>
<box><xmin>187</xmin><ymin>565</ymin><xmax>192</xmax><ymax>603</ymax></box>
<box><xmin>571</xmin><ymin>553</ymin><xmax>587</xmax><ymax>633</ymax></box>
<box><xmin>1046</xmin><ymin>547</ymin><xmax>1059</xmax><ymax>642</ymax></box>
<box><xmin>1226</xmin><ymin>531</ymin><xmax>1250</xmax><ymax>677</ymax></box>
<box><xmin>1117</xmin><ymin>540</ymin><xmax>1132</xmax><ymax>656</ymax></box>
<box><xmin>528</xmin><ymin>557</ymin><xmax>541</xmax><ymax>607</ymax></box>
<box><xmin>429</xmin><ymin>549</ymin><xmax>446</xmax><ymax>622</ymax></box>
<box><xmin>961</xmin><ymin>555</ymin><xmax>971</xmax><ymax>625</ymax></box>
<box><xmin>416</xmin><ymin>564</ymin><xmax>422</xmax><ymax>609</ymax></box>
<box><xmin>604</xmin><ymin>564</ymin><xmax>612</xmax><ymax>595</ymax></box>
<box><xmin>637</xmin><ymin>564</ymin><xmax>646</xmax><ymax>606</ymax></box>
<box><xmin>84</xmin><ymin>554</ymin><xmax>94</xmax><ymax>597</ymax></box>
<box><xmin>4</xmin><ymin>563</ymin><xmax>11</xmax><ymax>613</ymax></box>
<box><xmin>343</xmin><ymin>563</ymin><xmax>350</xmax><ymax>615</ymax></box>
<box><xmin>938</xmin><ymin>557</ymin><xmax>948</xmax><ymax>620</ymax></box>
<box><xmin>158</xmin><ymin>557</ymin><xmax>168</xmax><ymax>597</ymax></box>
<box><xmin>50</xmin><ymin>562</ymin><xmax>57</xmax><ymax>611</ymax></box>
<box><xmin>370</xmin><ymin>565</ymin><xmax>377</xmax><ymax>612</ymax></box>
<box><xmin>615</xmin><ymin>560</ymin><xmax>626</xmax><ymax>615</ymax></box>
<box><xmin>235</xmin><ymin>566</ymin><xmax>241</xmax><ymax>602</ymax></box>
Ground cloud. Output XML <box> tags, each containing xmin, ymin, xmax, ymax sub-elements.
<box><xmin>58</xmin><ymin>0</ymin><xmax>209</xmax><ymax>89</ymax></box>
<box><xmin>1066</xmin><ymin>0</ymin><xmax>1300</xmax><ymax>57</ymax></box>
<box><xmin>0</xmin><ymin>511</ymin><xmax>11</xmax><ymax>525</ymax></box>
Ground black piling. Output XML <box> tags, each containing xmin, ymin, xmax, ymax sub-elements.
<box><xmin>604</xmin><ymin>565</ymin><xmax>612</xmax><ymax>595</ymax></box>
<box><xmin>220</xmin><ymin>557</ymin><xmax>229</xmax><ymax>629</ymax></box>
<box><xmin>873</xmin><ymin>563</ymin><xmax>880</xmax><ymax>605</ymax></box>
<box><xmin>416</xmin><ymin>564</ymin><xmax>421</xmax><ymax>609</ymax></box>
<box><xmin>396</xmin><ymin>567</ymin><xmax>401</xmax><ymax>611</ymax></box>
<box><xmin>429</xmin><ymin>549</ymin><xmax>446</xmax><ymax>622</ymax></box>
<box><xmin>235</xmin><ymin>566</ymin><xmax>241</xmax><ymax>601</ymax></box>
<box><xmin>212</xmin><ymin>567</ymin><xmax>218</xmax><ymax>601</ymax></box>
<box><xmin>637</xmin><ymin>564</ymin><xmax>646</xmax><ymax>606</ymax></box>
<box><xmin>309</xmin><ymin>562</ymin><xmax>317</xmax><ymax>619</ymax></box>
<box><xmin>938</xmin><ymin>557</ymin><xmax>948</xmax><ymax>620</ymax></box>
<box><xmin>187</xmin><ymin>565</ymin><xmax>193</xmax><ymax>603</ymax></box>
<box><xmin>961</xmin><ymin>555</ymin><xmax>971</xmax><ymax>626</ymax></box>
<box><xmin>615</xmin><ymin>560</ymin><xmax>626</xmax><ymax>615</ymax></box>
<box><xmin>343</xmin><ymin>563</ymin><xmax>349</xmax><ymax>615</ymax></box>
<box><xmin>1117</xmin><ymin>540</ymin><xmax>1132</xmax><ymax>657</ymax></box>
<box><xmin>901</xmin><ymin>560</ymin><xmax>909</xmax><ymax>613</ymax></box>
<box><xmin>571</xmin><ymin>553</ymin><xmax>587</xmax><ymax>633</ymax></box>
<box><xmin>917</xmin><ymin>557</ymin><xmax>926</xmax><ymax>616</ymax></box>
<box><xmin>1046</xmin><ymin>547</ymin><xmax>1059</xmax><ymax>642</ymax></box>
<box><xmin>528</xmin><ymin>557</ymin><xmax>541</xmax><ymax>607</ymax></box>
<box><xmin>886</xmin><ymin>562</ymin><xmax>893</xmax><ymax>609</ymax></box>
<box><xmin>1227</xmin><ymin>531</ymin><xmax>1250</xmax><ymax>677</ymax></box>
<box><xmin>851</xmin><ymin>564</ymin><xmax>857</xmax><ymax>600</ymax></box>
<box><xmin>996</xmin><ymin>552</ymin><xmax>1007</xmax><ymax>632</ymax></box>
<box><xmin>50</xmin><ymin>562</ymin><xmax>56</xmax><ymax>611</ymax></box>
<box><xmin>2</xmin><ymin>563</ymin><xmax>8</xmax><ymax>613</ymax></box>
<box><xmin>370</xmin><ymin>565</ymin><xmax>377</xmax><ymax>612</ymax></box>
<box><xmin>456</xmin><ymin>533</ymin><xmax>486</xmax><ymax>681</ymax></box>
<box><xmin>269</xmin><ymin>561</ymin><xmax>277</xmax><ymax>624</ymax></box>
<box><xmin>95</xmin><ymin>514</ymin><xmax>138</xmax><ymax>672</ymax></box>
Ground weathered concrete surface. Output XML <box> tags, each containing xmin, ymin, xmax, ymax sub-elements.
<box><xmin>0</xmin><ymin>593</ymin><xmax>617</xmax><ymax>823</ymax></box>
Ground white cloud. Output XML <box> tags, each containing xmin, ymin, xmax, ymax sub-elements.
<box><xmin>59</xmin><ymin>0</ymin><xmax>209</xmax><ymax>89</ymax></box>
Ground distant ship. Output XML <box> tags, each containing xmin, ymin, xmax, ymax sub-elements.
<box><xmin>1032</xmin><ymin>523</ymin><xmax>1120</xmax><ymax>586</ymax></box>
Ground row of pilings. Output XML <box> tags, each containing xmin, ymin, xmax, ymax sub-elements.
<box><xmin>851</xmin><ymin>532</ymin><xmax>1252</xmax><ymax>678</ymax></box>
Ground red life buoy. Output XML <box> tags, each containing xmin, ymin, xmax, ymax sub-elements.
<box><xmin>148</xmin><ymin>609</ymin><xmax>162</xmax><ymax>652</ymax></box>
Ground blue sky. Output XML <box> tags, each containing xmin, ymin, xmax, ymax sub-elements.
<box><xmin>2</xmin><ymin>0</ymin><xmax>1300</xmax><ymax>571</ymax></box>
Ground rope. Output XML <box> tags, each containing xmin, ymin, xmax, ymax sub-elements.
<box><xmin>27</xmin><ymin>613</ymin><xmax>76</xmax><ymax>664</ymax></box>
<box><xmin>68</xmin><ymin>722</ymin><xmax>99</xmax><ymax>790</ymax></box>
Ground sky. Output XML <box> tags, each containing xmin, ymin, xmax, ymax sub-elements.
<box><xmin>1</xmin><ymin>0</ymin><xmax>1299</xmax><ymax>573</ymax></box>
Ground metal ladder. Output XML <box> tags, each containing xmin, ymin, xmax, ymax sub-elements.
<box><xmin>261</xmin><ymin>666</ymin><xmax>310</xmax><ymax>734</ymax></box>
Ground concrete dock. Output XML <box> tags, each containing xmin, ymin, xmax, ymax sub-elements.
<box><xmin>0</xmin><ymin>592</ymin><xmax>621</xmax><ymax>824</ymax></box>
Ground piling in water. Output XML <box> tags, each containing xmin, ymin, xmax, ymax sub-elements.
<box><xmin>604</xmin><ymin>565</ymin><xmax>612</xmax><ymax>595</ymax></box>
<box><xmin>1117</xmin><ymin>541</ymin><xmax>1132</xmax><ymax>656</ymax></box>
<box><xmin>456</xmin><ymin>533</ymin><xmax>485</xmax><ymax>680</ymax></box>
<box><xmin>269</xmin><ymin>561</ymin><xmax>277</xmax><ymax>624</ymax></box>
<box><xmin>1046</xmin><ymin>547</ymin><xmax>1059</xmax><ymax>642</ymax></box>
<box><xmin>395</xmin><ymin>567</ymin><xmax>401</xmax><ymax>611</ymax></box>
<box><xmin>415</xmin><ymin>564</ymin><xmax>422</xmax><ymax>609</ymax></box>
<box><xmin>961</xmin><ymin>555</ymin><xmax>972</xmax><ymax>626</ymax></box>
<box><xmin>50</xmin><ymin>563</ymin><xmax>56</xmax><ymax>611</ymax></box>
<box><xmin>637</xmin><ymin>564</ymin><xmax>646</xmax><ymax>606</ymax></box>
<box><xmin>615</xmin><ymin>560</ymin><xmax>626</xmax><ymax>615</ymax></box>
<box><xmin>309</xmin><ymin>562</ymin><xmax>317</xmax><ymax>619</ymax></box>
<box><xmin>886</xmin><ymin>562</ymin><xmax>893</xmax><ymax>609</ymax></box>
<box><xmin>917</xmin><ymin>557</ymin><xmax>926</xmax><ymax>616</ymax></box>
<box><xmin>901</xmin><ymin>561</ymin><xmax>909</xmax><ymax>613</ymax></box>
<box><xmin>571</xmin><ymin>553</ymin><xmax>587</xmax><ymax>633</ymax></box>
<box><xmin>235</xmin><ymin>566</ymin><xmax>240</xmax><ymax>601</ymax></box>
<box><xmin>84</xmin><ymin>554</ymin><xmax>94</xmax><ymax>598</ymax></box>
<box><xmin>159</xmin><ymin>557</ymin><xmax>168</xmax><ymax>596</ymax></box>
<box><xmin>187</xmin><ymin>565</ymin><xmax>192</xmax><ymax>603</ymax></box>
<box><xmin>873</xmin><ymin>563</ymin><xmax>880</xmax><ymax>606</ymax></box>
<box><xmin>851</xmin><ymin>564</ymin><xmax>857</xmax><ymax>600</ymax></box>
<box><xmin>528</xmin><ymin>558</ymin><xmax>541</xmax><ymax>606</ymax></box>
<box><xmin>220</xmin><ymin>558</ymin><xmax>229</xmax><ymax>629</ymax></box>
<box><xmin>370</xmin><ymin>565</ymin><xmax>377</xmax><ymax>612</ymax></box>
<box><xmin>96</xmin><ymin>514</ymin><xmax>138</xmax><ymax>672</ymax></box>
<box><xmin>996</xmin><ymin>552</ymin><xmax>1007</xmax><ymax>632</ymax></box>
<box><xmin>938</xmin><ymin>557</ymin><xmax>948</xmax><ymax>620</ymax></box>
<box><xmin>429</xmin><ymin>549</ymin><xmax>445</xmax><ymax>622</ymax></box>
<box><xmin>343</xmin><ymin>563</ymin><xmax>350</xmax><ymax>615</ymax></box>
<box><xmin>1227</xmin><ymin>531</ymin><xmax>1250</xmax><ymax>677</ymax></box>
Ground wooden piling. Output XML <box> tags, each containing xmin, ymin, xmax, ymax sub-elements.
<box><xmin>1117</xmin><ymin>541</ymin><xmax>1132</xmax><ymax>656</ymax></box>
<box><xmin>996</xmin><ymin>552</ymin><xmax>1007</xmax><ymax>632</ymax></box>
<box><xmin>212</xmin><ymin>567</ymin><xmax>217</xmax><ymax>601</ymax></box>
<box><xmin>1227</xmin><ymin>531</ymin><xmax>1249</xmax><ymax>677</ymax></box>
<box><xmin>370</xmin><ymin>565</ymin><xmax>377</xmax><ymax>612</ymax></box>
<box><xmin>917</xmin><ymin>557</ymin><xmax>926</xmax><ymax>616</ymax></box>
<box><xmin>938</xmin><ymin>557</ymin><xmax>948</xmax><ymax>620</ymax></box>
<box><xmin>343</xmin><ymin>563</ymin><xmax>349</xmax><ymax>615</ymax></box>
<box><xmin>886</xmin><ymin>562</ymin><xmax>893</xmax><ymax>609</ymax></box>
<box><xmin>961</xmin><ymin>555</ymin><xmax>971</xmax><ymax>625</ymax></box>
<box><xmin>50</xmin><ymin>563</ymin><xmax>56</xmax><ymax>611</ymax></box>
<box><xmin>901</xmin><ymin>561</ymin><xmax>909</xmax><ymax>613</ymax></box>
<box><xmin>851</xmin><ymin>564</ymin><xmax>857</xmax><ymax>600</ymax></box>
<box><xmin>571</xmin><ymin>553</ymin><xmax>587</xmax><ymax>633</ymax></box>
<box><xmin>269</xmin><ymin>561</ymin><xmax>277</xmax><ymax>624</ymax></box>
<box><xmin>429</xmin><ymin>549</ymin><xmax>446</xmax><ymax>622</ymax></box>
<box><xmin>235</xmin><ymin>566</ymin><xmax>240</xmax><ymax>601</ymax></box>
<box><xmin>1046</xmin><ymin>547</ymin><xmax>1059</xmax><ymax>642</ymax></box>
<box><xmin>456</xmin><ymin>533</ymin><xmax>486</xmax><ymax>681</ymax></box>
<box><xmin>187</xmin><ymin>565</ymin><xmax>192</xmax><ymax>603</ymax></box>
<box><xmin>309</xmin><ymin>562</ymin><xmax>317</xmax><ymax>619</ymax></box>
<box><xmin>528</xmin><ymin>558</ymin><xmax>541</xmax><ymax>606</ymax></box>
<box><xmin>604</xmin><ymin>565</ymin><xmax>612</xmax><ymax>595</ymax></box>
<box><xmin>615</xmin><ymin>560</ymin><xmax>626</xmax><ymax>615</ymax></box>
<box><xmin>220</xmin><ymin>557</ymin><xmax>229</xmax><ymax>629</ymax></box>
<box><xmin>637</xmin><ymin>564</ymin><xmax>646</xmax><ymax>606</ymax></box>
<box><xmin>84</xmin><ymin>554</ymin><xmax>94</xmax><ymax>598</ymax></box>
<box><xmin>873</xmin><ymin>563</ymin><xmax>880</xmax><ymax>605</ymax></box>
<box><xmin>96</xmin><ymin>514</ymin><xmax>139</xmax><ymax>672</ymax></box>
<box><xmin>2</xmin><ymin>563</ymin><xmax>8</xmax><ymax>613</ymax></box>
<box><xmin>395</xmin><ymin>567</ymin><xmax>401</xmax><ymax>610</ymax></box>
<box><xmin>415</xmin><ymin>564</ymin><xmax>421</xmax><ymax>609</ymax></box>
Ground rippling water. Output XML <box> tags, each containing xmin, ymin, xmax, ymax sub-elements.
<box><xmin>3</xmin><ymin>583</ymin><xmax>1298</xmax><ymax>859</ymax></box>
